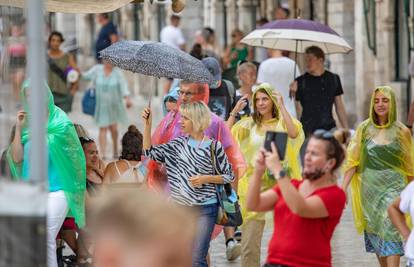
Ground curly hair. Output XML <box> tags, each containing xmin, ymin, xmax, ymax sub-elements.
<box><xmin>120</xmin><ymin>125</ymin><xmax>143</xmax><ymax>161</ymax></box>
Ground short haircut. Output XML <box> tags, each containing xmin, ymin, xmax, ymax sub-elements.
<box><xmin>311</xmin><ymin>134</ymin><xmax>345</xmax><ymax>172</ymax></box>
<box><xmin>48</xmin><ymin>31</ymin><xmax>65</xmax><ymax>43</ymax></box>
<box><xmin>179</xmin><ymin>101</ymin><xmax>211</xmax><ymax>132</ymax></box>
<box><xmin>91</xmin><ymin>188</ymin><xmax>196</xmax><ymax>244</ymax></box>
<box><xmin>171</xmin><ymin>14</ymin><xmax>181</xmax><ymax>21</ymax></box>
<box><xmin>305</xmin><ymin>46</ymin><xmax>325</xmax><ymax>61</ymax></box>
<box><xmin>237</xmin><ymin>62</ymin><xmax>257</xmax><ymax>75</ymax></box>
<box><xmin>120</xmin><ymin>125</ymin><xmax>143</xmax><ymax>161</ymax></box>
<box><xmin>99</xmin><ymin>13</ymin><xmax>109</xmax><ymax>19</ymax></box>
<box><xmin>280</xmin><ymin>7</ymin><xmax>290</xmax><ymax>17</ymax></box>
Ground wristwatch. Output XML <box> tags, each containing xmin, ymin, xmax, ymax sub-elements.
<box><xmin>275</xmin><ymin>169</ymin><xmax>288</xmax><ymax>180</ymax></box>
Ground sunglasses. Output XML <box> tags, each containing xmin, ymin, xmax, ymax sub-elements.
<box><xmin>313</xmin><ymin>129</ymin><xmax>334</xmax><ymax>140</ymax></box>
<box><xmin>178</xmin><ymin>90</ymin><xmax>194</xmax><ymax>97</ymax></box>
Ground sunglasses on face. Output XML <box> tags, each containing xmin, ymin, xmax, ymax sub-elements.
<box><xmin>313</xmin><ymin>129</ymin><xmax>335</xmax><ymax>140</ymax></box>
<box><xmin>178</xmin><ymin>90</ymin><xmax>194</xmax><ymax>97</ymax></box>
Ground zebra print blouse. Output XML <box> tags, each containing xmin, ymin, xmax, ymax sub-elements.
<box><xmin>144</xmin><ymin>136</ymin><xmax>234</xmax><ymax>206</ymax></box>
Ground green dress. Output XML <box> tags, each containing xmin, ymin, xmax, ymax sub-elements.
<box><xmin>82</xmin><ymin>65</ymin><xmax>130</xmax><ymax>127</ymax></box>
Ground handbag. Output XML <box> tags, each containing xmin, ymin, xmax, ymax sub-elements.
<box><xmin>210</xmin><ymin>141</ymin><xmax>243</xmax><ymax>227</ymax></box>
<box><xmin>82</xmin><ymin>87</ymin><xmax>96</xmax><ymax>116</ymax></box>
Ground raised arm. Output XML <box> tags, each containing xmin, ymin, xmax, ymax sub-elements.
<box><xmin>246</xmin><ymin>149</ymin><xmax>278</xmax><ymax>212</ymax></box>
<box><xmin>274</xmin><ymin>94</ymin><xmax>298</xmax><ymax>138</ymax></box>
<box><xmin>11</xmin><ymin>111</ymin><xmax>25</xmax><ymax>163</ymax></box>
<box><xmin>141</xmin><ymin>107</ymin><xmax>152</xmax><ymax>150</ymax></box>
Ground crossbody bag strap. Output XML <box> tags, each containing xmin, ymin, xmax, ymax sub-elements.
<box><xmin>48</xmin><ymin>57</ymin><xmax>67</xmax><ymax>83</ymax></box>
<box><xmin>210</xmin><ymin>140</ymin><xmax>224</xmax><ymax>202</ymax></box>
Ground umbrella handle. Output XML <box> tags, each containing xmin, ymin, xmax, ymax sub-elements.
<box><xmin>290</xmin><ymin>40</ymin><xmax>299</xmax><ymax>99</ymax></box>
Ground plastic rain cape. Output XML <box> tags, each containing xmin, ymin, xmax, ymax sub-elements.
<box><xmin>344</xmin><ymin>86</ymin><xmax>414</xmax><ymax>239</ymax></box>
<box><xmin>147</xmin><ymin>83</ymin><xmax>246</xmax><ymax>190</ymax></box>
<box><xmin>232</xmin><ymin>83</ymin><xmax>304</xmax><ymax>221</ymax></box>
<box><xmin>7</xmin><ymin>81</ymin><xmax>86</xmax><ymax>227</ymax></box>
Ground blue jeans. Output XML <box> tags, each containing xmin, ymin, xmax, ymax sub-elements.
<box><xmin>192</xmin><ymin>203</ymin><xmax>218</xmax><ymax>267</ymax></box>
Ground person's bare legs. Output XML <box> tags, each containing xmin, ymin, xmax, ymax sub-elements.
<box><xmin>385</xmin><ymin>255</ymin><xmax>400</xmax><ymax>267</ymax></box>
<box><xmin>109</xmin><ymin>124</ymin><xmax>118</xmax><ymax>159</ymax></box>
<box><xmin>11</xmin><ymin>70</ymin><xmax>24</xmax><ymax>102</ymax></box>
<box><xmin>99</xmin><ymin>127</ymin><xmax>108</xmax><ymax>159</ymax></box>
<box><xmin>224</xmin><ymin>226</ymin><xmax>235</xmax><ymax>240</ymax></box>
<box><xmin>61</xmin><ymin>229</ymin><xmax>78</xmax><ymax>256</ymax></box>
<box><xmin>375</xmin><ymin>254</ymin><xmax>387</xmax><ymax>267</ymax></box>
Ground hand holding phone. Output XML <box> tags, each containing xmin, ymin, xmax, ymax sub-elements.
<box><xmin>264</xmin><ymin>131</ymin><xmax>288</xmax><ymax>161</ymax></box>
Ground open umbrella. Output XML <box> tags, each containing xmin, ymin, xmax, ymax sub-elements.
<box><xmin>241</xmin><ymin>19</ymin><xmax>352</xmax><ymax>97</ymax></box>
<box><xmin>100</xmin><ymin>40</ymin><xmax>214</xmax><ymax>84</ymax></box>
<box><xmin>241</xmin><ymin>19</ymin><xmax>352</xmax><ymax>54</ymax></box>
<box><xmin>0</xmin><ymin>0</ymin><xmax>136</xmax><ymax>13</ymax></box>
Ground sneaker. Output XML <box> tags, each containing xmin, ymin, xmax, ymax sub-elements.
<box><xmin>226</xmin><ymin>239</ymin><xmax>241</xmax><ymax>261</ymax></box>
<box><xmin>234</xmin><ymin>230</ymin><xmax>242</xmax><ymax>242</ymax></box>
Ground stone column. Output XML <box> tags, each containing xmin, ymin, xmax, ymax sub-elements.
<box><xmin>327</xmin><ymin>0</ymin><xmax>357</xmax><ymax>127</ymax></box>
<box><xmin>354</xmin><ymin>0</ymin><xmax>376</xmax><ymax>122</ymax></box>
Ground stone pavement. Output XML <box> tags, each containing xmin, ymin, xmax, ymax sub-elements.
<box><xmin>0</xmin><ymin>81</ymin><xmax>407</xmax><ymax>266</ymax></box>
<box><xmin>210</xmin><ymin>205</ymin><xmax>383</xmax><ymax>267</ymax></box>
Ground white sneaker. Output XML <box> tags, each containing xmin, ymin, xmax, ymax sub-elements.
<box><xmin>226</xmin><ymin>239</ymin><xmax>241</xmax><ymax>261</ymax></box>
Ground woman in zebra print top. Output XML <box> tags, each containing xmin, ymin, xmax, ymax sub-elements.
<box><xmin>142</xmin><ymin>101</ymin><xmax>234</xmax><ymax>267</ymax></box>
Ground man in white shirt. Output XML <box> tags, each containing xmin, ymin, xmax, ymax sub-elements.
<box><xmin>257</xmin><ymin>49</ymin><xmax>300</xmax><ymax>118</ymax></box>
<box><xmin>388</xmin><ymin>181</ymin><xmax>414</xmax><ymax>266</ymax></box>
<box><xmin>160</xmin><ymin>15</ymin><xmax>186</xmax><ymax>51</ymax></box>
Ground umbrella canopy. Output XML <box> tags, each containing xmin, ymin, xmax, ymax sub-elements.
<box><xmin>0</xmin><ymin>0</ymin><xmax>136</xmax><ymax>13</ymax></box>
<box><xmin>241</xmin><ymin>19</ymin><xmax>352</xmax><ymax>54</ymax></box>
<box><xmin>100</xmin><ymin>40</ymin><xmax>214</xmax><ymax>84</ymax></box>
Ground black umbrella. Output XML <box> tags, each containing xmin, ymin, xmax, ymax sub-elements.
<box><xmin>100</xmin><ymin>40</ymin><xmax>214</xmax><ymax>84</ymax></box>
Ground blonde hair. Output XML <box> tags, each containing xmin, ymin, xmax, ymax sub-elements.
<box><xmin>91</xmin><ymin>188</ymin><xmax>196</xmax><ymax>244</ymax></box>
<box><xmin>237</xmin><ymin>62</ymin><xmax>257</xmax><ymax>76</ymax></box>
<box><xmin>179</xmin><ymin>101</ymin><xmax>211</xmax><ymax>132</ymax></box>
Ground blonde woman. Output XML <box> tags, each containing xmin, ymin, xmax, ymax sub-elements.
<box><xmin>231</xmin><ymin>83</ymin><xmax>304</xmax><ymax>267</ymax></box>
<box><xmin>142</xmin><ymin>101</ymin><xmax>234</xmax><ymax>267</ymax></box>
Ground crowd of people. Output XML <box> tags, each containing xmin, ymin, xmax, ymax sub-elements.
<box><xmin>2</xmin><ymin>8</ymin><xmax>414</xmax><ymax>267</ymax></box>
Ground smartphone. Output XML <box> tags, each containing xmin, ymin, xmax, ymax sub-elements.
<box><xmin>264</xmin><ymin>131</ymin><xmax>288</xmax><ymax>161</ymax></box>
<box><xmin>234</xmin><ymin>95</ymin><xmax>250</xmax><ymax>116</ymax></box>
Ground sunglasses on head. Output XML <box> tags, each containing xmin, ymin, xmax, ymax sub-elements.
<box><xmin>313</xmin><ymin>129</ymin><xmax>335</xmax><ymax>140</ymax></box>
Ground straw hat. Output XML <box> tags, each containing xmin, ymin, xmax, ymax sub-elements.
<box><xmin>0</xmin><ymin>0</ymin><xmax>135</xmax><ymax>13</ymax></box>
<box><xmin>172</xmin><ymin>0</ymin><xmax>186</xmax><ymax>13</ymax></box>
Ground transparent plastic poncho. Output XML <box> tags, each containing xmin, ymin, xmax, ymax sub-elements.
<box><xmin>232</xmin><ymin>83</ymin><xmax>304</xmax><ymax>221</ymax></box>
<box><xmin>147</xmin><ymin>83</ymin><xmax>246</xmax><ymax>190</ymax></box>
<box><xmin>7</xmin><ymin>81</ymin><xmax>86</xmax><ymax>227</ymax></box>
<box><xmin>344</xmin><ymin>86</ymin><xmax>414</xmax><ymax>242</ymax></box>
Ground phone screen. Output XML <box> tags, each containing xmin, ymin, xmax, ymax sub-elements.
<box><xmin>264</xmin><ymin>131</ymin><xmax>288</xmax><ymax>160</ymax></box>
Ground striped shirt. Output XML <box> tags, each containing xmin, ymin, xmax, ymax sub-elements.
<box><xmin>144</xmin><ymin>136</ymin><xmax>234</xmax><ymax>206</ymax></box>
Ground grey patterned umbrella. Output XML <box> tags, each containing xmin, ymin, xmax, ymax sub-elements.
<box><xmin>100</xmin><ymin>40</ymin><xmax>214</xmax><ymax>84</ymax></box>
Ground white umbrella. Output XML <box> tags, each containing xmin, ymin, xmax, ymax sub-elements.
<box><xmin>241</xmin><ymin>19</ymin><xmax>352</xmax><ymax>54</ymax></box>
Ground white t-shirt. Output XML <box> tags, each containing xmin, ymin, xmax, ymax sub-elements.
<box><xmin>160</xmin><ymin>25</ymin><xmax>185</xmax><ymax>50</ymax></box>
<box><xmin>257</xmin><ymin>57</ymin><xmax>300</xmax><ymax>118</ymax></box>
<box><xmin>399</xmin><ymin>181</ymin><xmax>414</xmax><ymax>261</ymax></box>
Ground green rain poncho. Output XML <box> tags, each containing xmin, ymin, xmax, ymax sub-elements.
<box><xmin>344</xmin><ymin>86</ymin><xmax>413</xmax><ymax>250</ymax></box>
<box><xmin>232</xmin><ymin>83</ymin><xmax>304</xmax><ymax>221</ymax></box>
<box><xmin>8</xmin><ymin>81</ymin><xmax>86</xmax><ymax>227</ymax></box>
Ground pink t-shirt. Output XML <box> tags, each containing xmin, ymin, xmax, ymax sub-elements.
<box><xmin>267</xmin><ymin>180</ymin><xmax>346</xmax><ymax>267</ymax></box>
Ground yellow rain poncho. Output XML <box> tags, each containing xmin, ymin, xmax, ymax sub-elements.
<box><xmin>232</xmin><ymin>83</ymin><xmax>304</xmax><ymax>221</ymax></box>
<box><xmin>344</xmin><ymin>86</ymin><xmax>413</xmax><ymax>254</ymax></box>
